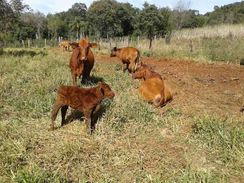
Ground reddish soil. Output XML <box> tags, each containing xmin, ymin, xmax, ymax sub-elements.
<box><xmin>96</xmin><ymin>54</ymin><xmax>244</xmax><ymax>118</ymax></box>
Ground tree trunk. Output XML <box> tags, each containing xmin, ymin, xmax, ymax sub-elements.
<box><xmin>37</xmin><ymin>27</ymin><xmax>41</xmax><ymax>39</ymax></box>
<box><xmin>149</xmin><ymin>37</ymin><xmax>153</xmax><ymax>50</ymax></box>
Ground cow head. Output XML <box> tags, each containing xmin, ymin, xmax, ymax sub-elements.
<box><xmin>132</xmin><ymin>64</ymin><xmax>148</xmax><ymax>79</ymax></box>
<box><xmin>97</xmin><ymin>81</ymin><xmax>115</xmax><ymax>100</ymax></box>
<box><xmin>78</xmin><ymin>39</ymin><xmax>97</xmax><ymax>61</ymax></box>
<box><xmin>110</xmin><ymin>47</ymin><xmax>118</xmax><ymax>57</ymax></box>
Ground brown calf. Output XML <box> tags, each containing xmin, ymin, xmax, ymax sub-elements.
<box><xmin>110</xmin><ymin>47</ymin><xmax>140</xmax><ymax>73</ymax></box>
<box><xmin>50</xmin><ymin>82</ymin><xmax>115</xmax><ymax>134</ymax></box>
<box><xmin>69</xmin><ymin>39</ymin><xmax>97</xmax><ymax>86</ymax></box>
<box><xmin>132</xmin><ymin>63</ymin><xmax>162</xmax><ymax>80</ymax></box>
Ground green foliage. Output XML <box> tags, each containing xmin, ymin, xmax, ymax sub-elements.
<box><xmin>87</xmin><ymin>0</ymin><xmax>135</xmax><ymax>38</ymax></box>
<box><xmin>207</xmin><ymin>1</ymin><xmax>244</xmax><ymax>24</ymax></box>
<box><xmin>47</xmin><ymin>14</ymin><xmax>69</xmax><ymax>39</ymax></box>
<box><xmin>182</xmin><ymin>10</ymin><xmax>206</xmax><ymax>28</ymax></box>
<box><xmin>137</xmin><ymin>3</ymin><xmax>169</xmax><ymax>39</ymax></box>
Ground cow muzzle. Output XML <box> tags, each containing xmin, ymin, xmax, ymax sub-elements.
<box><xmin>81</xmin><ymin>56</ymin><xmax>87</xmax><ymax>61</ymax></box>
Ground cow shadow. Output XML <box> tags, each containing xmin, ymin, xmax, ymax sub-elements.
<box><xmin>81</xmin><ymin>75</ymin><xmax>104</xmax><ymax>85</ymax></box>
<box><xmin>62</xmin><ymin>102</ymin><xmax>110</xmax><ymax>133</ymax></box>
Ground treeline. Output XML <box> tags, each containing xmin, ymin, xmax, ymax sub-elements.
<box><xmin>1</xmin><ymin>0</ymin><xmax>244</xmax><ymax>47</ymax></box>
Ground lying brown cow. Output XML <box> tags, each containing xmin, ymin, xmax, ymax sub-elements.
<box><xmin>59</xmin><ymin>41</ymin><xmax>71</xmax><ymax>51</ymax></box>
<box><xmin>50</xmin><ymin>82</ymin><xmax>115</xmax><ymax>134</ymax></box>
<box><xmin>133</xmin><ymin>64</ymin><xmax>173</xmax><ymax>107</ymax></box>
<box><xmin>110</xmin><ymin>47</ymin><xmax>141</xmax><ymax>73</ymax></box>
<box><xmin>69</xmin><ymin>39</ymin><xmax>97</xmax><ymax>86</ymax></box>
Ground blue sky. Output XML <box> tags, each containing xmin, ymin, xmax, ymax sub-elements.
<box><xmin>23</xmin><ymin>0</ymin><xmax>242</xmax><ymax>15</ymax></box>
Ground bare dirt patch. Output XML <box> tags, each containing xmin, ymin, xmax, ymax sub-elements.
<box><xmin>96</xmin><ymin>54</ymin><xmax>244</xmax><ymax>118</ymax></box>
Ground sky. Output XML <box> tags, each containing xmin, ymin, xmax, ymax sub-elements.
<box><xmin>23</xmin><ymin>0</ymin><xmax>243</xmax><ymax>15</ymax></box>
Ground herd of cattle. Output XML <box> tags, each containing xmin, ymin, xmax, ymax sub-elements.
<box><xmin>51</xmin><ymin>39</ymin><xmax>173</xmax><ymax>134</ymax></box>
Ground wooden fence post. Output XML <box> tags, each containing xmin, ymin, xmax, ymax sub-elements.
<box><xmin>189</xmin><ymin>39</ymin><xmax>193</xmax><ymax>53</ymax></box>
<box><xmin>27</xmin><ymin>39</ymin><xmax>31</xmax><ymax>48</ymax></box>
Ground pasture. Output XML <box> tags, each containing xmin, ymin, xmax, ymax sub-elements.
<box><xmin>0</xmin><ymin>46</ymin><xmax>244</xmax><ymax>182</ymax></box>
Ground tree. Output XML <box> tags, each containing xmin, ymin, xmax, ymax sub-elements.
<box><xmin>0</xmin><ymin>0</ymin><xmax>14</xmax><ymax>32</ymax></box>
<box><xmin>116</xmin><ymin>3</ymin><xmax>137</xmax><ymax>35</ymax></box>
<box><xmin>21</xmin><ymin>11</ymin><xmax>46</xmax><ymax>39</ymax></box>
<box><xmin>70</xmin><ymin>17</ymin><xmax>82</xmax><ymax>40</ymax></box>
<box><xmin>10</xmin><ymin>0</ymin><xmax>29</xmax><ymax>15</ymax></box>
<box><xmin>68</xmin><ymin>3</ymin><xmax>87</xmax><ymax>17</ymax></box>
<box><xmin>173</xmin><ymin>0</ymin><xmax>191</xmax><ymax>29</ymax></box>
<box><xmin>137</xmin><ymin>3</ymin><xmax>170</xmax><ymax>49</ymax></box>
<box><xmin>181</xmin><ymin>10</ymin><xmax>206</xmax><ymax>28</ymax></box>
<box><xmin>87</xmin><ymin>0</ymin><xmax>135</xmax><ymax>38</ymax></box>
<box><xmin>47</xmin><ymin>14</ymin><xmax>68</xmax><ymax>39</ymax></box>
<box><xmin>87</xmin><ymin>0</ymin><xmax>122</xmax><ymax>38</ymax></box>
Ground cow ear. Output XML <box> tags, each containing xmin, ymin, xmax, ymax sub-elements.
<box><xmin>98</xmin><ymin>82</ymin><xmax>104</xmax><ymax>96</ymax></box>
<box><xmin>89</xmin><ymin>43</ymin><xmax>97</xmax><ymax>48</ymax></box>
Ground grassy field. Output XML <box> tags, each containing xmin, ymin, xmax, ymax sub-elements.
<box><xmin>0</xmin><ymin>48</ymin><xmax>243</xmax><ymax>182</ymax></box>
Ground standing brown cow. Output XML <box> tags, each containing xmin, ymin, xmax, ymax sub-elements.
<box><xmin>110</xmin><ymin>47</ymin><xmax>141</xmax><ymax>73</ymax></box>
<box><xmin>69</xmin><ymin>39</ymin><xmax>97</xmax><ymax>86</ymax></box>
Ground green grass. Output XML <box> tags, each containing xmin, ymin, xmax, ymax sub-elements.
<box><xmin>0</xmin><ymin>49</ymin><xmax>243</xmax><ymax>182</ymax></box>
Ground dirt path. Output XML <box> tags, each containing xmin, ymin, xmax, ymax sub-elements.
<box><xmin>96</xmin><ymin>54</ymin><xmax>244</xmax><ymax>118</ymax></box>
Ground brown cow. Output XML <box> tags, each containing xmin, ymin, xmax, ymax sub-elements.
<box><xmin>139</xmin><ymin>78</ymin><xmax>173</xmax><ymax>107</ymax></box>
<box><xmin>110</xmin><ymin>47</ymin><xmax>141</xmax><ymax>73</ymax></box>
<box><xmin>69</xmin><ymin>39</ymin><xmax>97</xmax><ymax>86</ymax></box>
<box><xmin>132</xmin><ymin>63</ymin><xmax>162</xmax><ymax>80</ymax></box>
<box><xmin>133</xmin><ymin>65</ymin><xmax>173</xmax><ymax>107</ymax></box>
<box><xmin>50</xmin><ymin>82</ymin><xmax>115</xmax><ymax>134</ymax></box>
<box><xmin>59</xmin><ymin>41</ymin><xmax>71</xmax><ymax>51</ymax></box>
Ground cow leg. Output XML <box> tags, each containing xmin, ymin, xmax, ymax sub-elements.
<box><xmin>83</xmin><ymin>109</ymin><xmax>93</xmax><ymax>135</ymax></box>
<box><xmin>51</xmin><ymin>103</ymin><xmax>63</xmax><ymax>130</ymax></box>
<box><xmin>123</xmin><ymin>63</ymin><xmax>129</xmax><ymax>73</ymax></box>
<box><xmin>61</xmin><ymin>105</ymin><xmax>68</xmax><ymax>126</ymax></box>
<box><xmin>90</xmin><ymin>104</ymin><xmax>101</xmax><ymax>132</ymax></box>
<box><xmin>72</xmin><ymin>73</ymin><xmax>77</xmax><ymax>86</ymax></box>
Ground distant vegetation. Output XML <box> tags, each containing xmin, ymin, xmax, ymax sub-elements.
<box><xmin>1</xmin><ymin>0</ymin><xmax>244</xmax><ymax>47</ymax></box>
